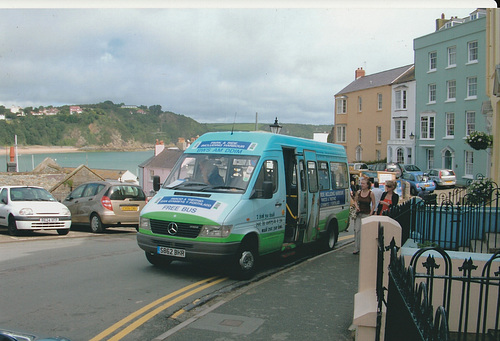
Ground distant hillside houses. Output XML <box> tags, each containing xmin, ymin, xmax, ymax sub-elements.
<box><xmin>31</xmin><ymin>107</ymin><xmax>59</xmax><ymax>116</ymax></box>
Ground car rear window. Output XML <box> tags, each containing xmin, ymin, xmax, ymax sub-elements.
<box><xmin>108</xmin><ymin>185</ymin><xmax>146</xmax><ymax>201</ymax></box>
<box><xmin>442</xmin><ymin>170</ymin><xmax>455</xmax><ymax>176</ymax></box>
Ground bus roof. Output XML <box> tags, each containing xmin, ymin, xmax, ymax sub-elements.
<box><xmin>186</xmin><ymin>131</ymin><xmax>347</xmax><ymax>159</ymax></box>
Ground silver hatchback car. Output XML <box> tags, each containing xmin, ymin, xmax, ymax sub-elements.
<box><xmin>427</xmin><ymin>169</ymin><xmax>457</xmax><ymax>188</ymax></box>
<box><xmin>63</xmin><ymin>181</ymin><xmax>147</xmax><ymax>233</ymax></box>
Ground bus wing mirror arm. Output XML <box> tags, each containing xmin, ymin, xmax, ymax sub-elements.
<box><xmin>153</xmin><ymin>175</ymin><xmax>161</xmax><ymax>192</ymax></box>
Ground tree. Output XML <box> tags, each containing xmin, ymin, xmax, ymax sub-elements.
<box><xmin>149</xmin><ymin>105</ymin><xmax>162</xmax><ymax>115</ymax></box>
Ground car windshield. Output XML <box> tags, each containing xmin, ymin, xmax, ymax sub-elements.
<box><xmin>164</xmin><ymin>154</ymin><xmax>260</xmax><ymax>193</ymax></box>
<box><xmin>404</xmin><ymin>165</ymin><xmax>421</xmax><ymax>172</ymax></box>
<box><xmin>10</xmin><ymin>187</ymin><xmax>56</xmax><ymax>201</ymax></box>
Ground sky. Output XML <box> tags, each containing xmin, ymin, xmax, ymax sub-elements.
<box><xmin>0</xmin><ymin>1</ymin><xmax>496</xmax><ymax>125</ymax></box>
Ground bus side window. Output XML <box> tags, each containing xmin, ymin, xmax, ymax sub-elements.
<box><xmin>330</xmin><ymin>162</ymin><xmax>348</xmax><ymax>189</ymax></box>
<box><xmin>299</xmin><ymin>160</ymin><xmax>306</xmax><ymax>192</ymax></box>
<box><xmin>318</xmin><ymin>161</ymin><xmax>330</xmax><ymax>190</ymax></box>
<box><xmin>307</xmin><ymin>161</ymin><xmax>318</xmax><ymax>193</ymax></box>
<box><xmin>251</xmin><ymin>160</ymin><xmax>278</xmax><ymax>198</ymax></box>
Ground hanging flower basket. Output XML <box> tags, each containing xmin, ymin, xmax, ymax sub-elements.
<box><xmin>465</xmin><ymin>131</ymin><xmax>493</xmax><ymax>150</ymax></box>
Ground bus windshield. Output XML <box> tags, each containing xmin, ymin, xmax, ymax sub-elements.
<box><xmin>164</xmin><ymin>154</ymin><xmax>260</xmax><ymax>193</ymax></box>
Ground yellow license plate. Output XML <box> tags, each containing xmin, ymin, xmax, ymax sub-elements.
<box><xmin>121</xmin><ymin>206</ymin><xmax>138</xmax><ymax>211</ymax></box>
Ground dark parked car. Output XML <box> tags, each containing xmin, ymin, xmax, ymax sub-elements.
<box><xmin>401</xmin><ymin>164</ymin><xmax>422</xmax><ymax>173</ymax></box>
<box><xmin>63</xmin><ymin>181</ymin><xmax>147</xmax><ymax>233</ymax></box>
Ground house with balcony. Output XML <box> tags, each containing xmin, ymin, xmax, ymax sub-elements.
<box><xmin>413</xmin><ymin>9</ymin><xmax>489</xmax><ymax>185</ymax></box>
<box><xmin>334</xmin><ymin>65</ymin><xmax>414</xmax><ymax>163</ymax></box>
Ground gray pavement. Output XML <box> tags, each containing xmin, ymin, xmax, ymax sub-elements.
<box><xmin>155</xmin><ymin>232</ymin><xmax>357</xmax><ymax>341</ymax></box>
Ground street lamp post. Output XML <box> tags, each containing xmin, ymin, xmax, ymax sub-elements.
<box><xmin>269</xmin><ymin>117</ymin><xmax>282</xmax><ymax>134</ymax></box>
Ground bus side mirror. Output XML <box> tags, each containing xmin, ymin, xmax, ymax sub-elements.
<box><xmin>250</xmin><ymin>181</ymin><xmax>274</xmax><ymax>199</ymax></box>
<box><xmin>153</xmin><ymin>175</ymin><xmax>161</xmax><ymax>192</ymax></box>
<box><xmin>262</xmin><ymin>181</ymin><xmax>274</xmax><ymax>199</ymax></box>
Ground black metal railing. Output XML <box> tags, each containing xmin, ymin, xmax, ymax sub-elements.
<box><xmin>384</xmin><ymin>182</ymin><xmax>500</xmax><ymax>253</ymax></box>
<box><xmin>380</xmin><ymin>229</ymin><xmax>500</xmax><ymax>340</ymax></box>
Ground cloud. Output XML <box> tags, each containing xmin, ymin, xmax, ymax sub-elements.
<box><xmin>0</xmin><ymin>6</ymin><xmax>489</xmax><ymax>124</ymax></box>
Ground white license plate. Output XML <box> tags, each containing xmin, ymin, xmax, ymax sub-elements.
<box><xmin>40</xmin><ymin>218</ymin><xmax>59</xmax><ymax>222</ymax></box>
<box><xmin>157</xmin><ymin>246</ymin><xmax>185</xmax><ymax>258</ymax></box>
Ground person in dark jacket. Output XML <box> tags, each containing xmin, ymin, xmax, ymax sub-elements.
<box><xmin>377</xmin><ymin>180</ymin><xmax>399</xmax><ymax>215</ymax></box>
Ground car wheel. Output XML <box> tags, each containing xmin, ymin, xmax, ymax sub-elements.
<box><xmin>57</xmin><ymin>229</ymin><xmax>70</xmax><ymax>235</ymax></box>
<box><xmin>145</xmin><ymin>252</ymin><xmax>173</xmax><ymax>267</ymax></box>
<box><xmin>8</xmin><ymin>216</ymin><xmax>19</xmax><ymax>236</ymax></box>
<box><xmin>90</xmin><ymin>213</ymin><xmax>105</xmax><ymax>233</ymax></box>
<box><xmin>433</xmin><ymin>181</ymin><xmax>439</xmax><ymax>189</ymax></box>
<box><xmin>232</xmin><ymin>240</ymin><xmax>258</xmax><ymax>280</ymax></box>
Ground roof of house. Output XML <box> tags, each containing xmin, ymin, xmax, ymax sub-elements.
<box><xmin>139</xmin><ymin>148</ymin><xmax>183</xmax><ymax>169</ymax></box>
<box><xmin>336</xmin><ymin>64</ymin><xmax>414</xmax><ymax>95</ymax></box>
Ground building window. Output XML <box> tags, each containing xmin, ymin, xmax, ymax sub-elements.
<box><xmin>445</xmin><ymin>112</ymin><xmax>455</xmax><ymax>137</ymax></box>
<box><xmin>466</xmin><ymin>76</ymin><xmax>477</xmax><ymax>98</ymax></box>
<box><xmin>336</xmin><ymin>98</ymin><xmax>347</xmax><ymax>114</ymax></box>
<box><xmin>358</xmin><ymin>96</ymin><xmax>362</xmax><ymax>112</ymax></box>
<box><xmin>447</xmin><ymin>46</ymin><xmax>456</xmax><ymax>67</ymax></box>
<box><xmin>336</xmin><ymin>125</ymin><xmax>346</xmax><ymax>143</ymax></box>
<box><xmin>467</xmin><ymin>41</ymin><xmax>478</xmax><ymax>63</ymax></box>
<box><xmin>358</xmin><ymin>128</ymin><xmax>362</xmax><ymax>144</ymax></box>
<box><xmin>355</xmin><ymin>146</ymin><xmax>362</xmax><ymax>161</ymax></box>
<box><xmin>377</xmin><ymin>93</ymin><xmax>382</xmax><ymax>110</ymax></box>
<box><xmin>446</xmin><ymin>80</ymin><xmax>456</xmax><ymax>101</ymax></box>
<box><xmin>376</xmin><ymin>126</ymin><xmax>382</xmax><ymax>143</ymax></box>
<box><xmin>428</xmin><ymin>84</ymin><xmax>436</xmax><ymax>103</ymax></box>
<box><xmin>465</xmin><ymin>151</ymin><xmax>474</xmax><ymax>176</ymax></box>
<box><xmin>429</xmin><ymin>51</ymin><xmax>437</xmax><ymax>71</ymax></box>
<box><xmin>466</xmin><ymin>111</ymin><xmax>475</xmax><ymax>136</ymax></box>
<box><xmin>395</xmin><ymin>89</ymin><xmax>407</xmax><ymax>109</ymax></box>
<box><xmin>427</xmin><ymin>149</ymin><xmax>434</xmax><ymax>170</ymax></box>
<box><xmin>395</xmin><ymin>119</ymin><xmax>407</xmax><ymax>140</ymax></box>
<box><xmin>421</xmin><ymin>114</ymin><xmax>435</xmax><ymax>140</ymax></box>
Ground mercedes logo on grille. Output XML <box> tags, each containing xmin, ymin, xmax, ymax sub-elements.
<box><xmin>167</xmin><ymin>222</ymin><xmax>178</xmax><ymax>235</ymax></box>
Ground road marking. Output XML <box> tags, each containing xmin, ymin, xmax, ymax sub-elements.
<box><xmin>90</xmin><ymin>276</ymin><xmax>227</xmax><ymax>341</ymax></box>
<box><xmin>339</xmin><ymin>234</ymin><xmax>353</xmax><ymax>241</ymax></box>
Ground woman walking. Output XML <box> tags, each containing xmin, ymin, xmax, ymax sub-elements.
<box><xmin>376</xmin><ymin>180</ymin><xmax>399</xmax><ymax>215</ymax></box>
<box><xmin>352</xmin><ymin>177</ymin><xmax>375</xmax><ymax>255</ymax></box>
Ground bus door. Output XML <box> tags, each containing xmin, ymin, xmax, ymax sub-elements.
<box><xmin>300</xmin><ymin>150</ymin><xmax>320</xmax><ymax>243</ymax></box>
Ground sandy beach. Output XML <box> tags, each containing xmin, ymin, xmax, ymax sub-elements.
<box><xmin>0</xmin><ymin>145</ymin><xmax>81</xmax><ymax>156</ymax></box>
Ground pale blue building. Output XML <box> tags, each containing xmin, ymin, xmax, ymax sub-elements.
<box><xmin>414</xmin><ymin>9</ymin><xmax>489</xmax><ymax>185</ymax></box>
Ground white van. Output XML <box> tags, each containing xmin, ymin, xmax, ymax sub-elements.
<box><xmin>137</xmin><ymin>131</ymin><xmax>350</xmax><ymax>278</ymax></box>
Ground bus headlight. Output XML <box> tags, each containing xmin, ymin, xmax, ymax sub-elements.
<box><xmin>200</xmin><ymin>225</ymin><xmax>233</xmax><ymax>238</ymax></box>
<box><xmin>140</xmin><ymin>217</ymin><xmax>151</xmax><ymax>231</ymax></box>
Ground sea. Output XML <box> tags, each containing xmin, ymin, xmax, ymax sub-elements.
<box><xmin>0</xmin><ymin>150</ymin><xmax>155</xmax><ymax>175</ymax></box>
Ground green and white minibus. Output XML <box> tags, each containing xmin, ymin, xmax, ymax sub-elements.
<box><xmin>137</xmin><ymin>131</ymin><xmax>350</xmax><ymax>278</ymax></box>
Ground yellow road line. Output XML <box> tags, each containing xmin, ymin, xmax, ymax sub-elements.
<box><xmin>339</xmin><ymin>235</ymin><xmax>353</xmax><ymax>241</ymax></box>
<box><xmin>90</xmin><ymin>276</ymin><xmax>226</xmax><ymax>341</ymax></box>
<box><xmin>109</xmin><ymin>277</ymin><xmax>228</xmax><ymax>341</ymax></box>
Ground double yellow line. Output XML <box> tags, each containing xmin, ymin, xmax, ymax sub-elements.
<box><xmin>90</xmin><ymin>276</ymin><xmax>228</xmax><ymax>341</ymax></box>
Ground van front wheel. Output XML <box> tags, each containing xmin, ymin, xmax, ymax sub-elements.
<box><xmin>233</xmin><ymin>242</ymin><xmax>257</xmax><ymax>280</ymax></box>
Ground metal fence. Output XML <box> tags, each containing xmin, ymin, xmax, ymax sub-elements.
<box><xmin>384</xmin><ymin>182</ymin><xmax>500</xmax><ymax>253</ymax></box>
<box><xmin>380</xmin><ymin>231</ymin><xmax>500</xmax><ymax>341</ymax></box>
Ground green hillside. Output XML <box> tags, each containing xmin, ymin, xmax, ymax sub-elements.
<box><xmin>0</xmin><ymin>101</ymin><xmax>332</xmax><ymax>147</ymax></box>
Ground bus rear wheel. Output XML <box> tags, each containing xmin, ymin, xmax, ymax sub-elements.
<box><xmin>324</xmin><ymin>221</ymin><xmax>338</xmax><ymax>251</ymax></box>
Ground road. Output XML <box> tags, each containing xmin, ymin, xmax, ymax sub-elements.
<box><xmin>0</xmin><ymin>227</ymin><xmax>239</xmax><ymax>341</ymax></box>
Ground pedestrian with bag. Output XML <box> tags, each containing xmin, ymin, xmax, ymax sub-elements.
<box><xmin>352</xmin><ymin>177</ymin><xmax>375</xmax><ymax>254</ymax></box>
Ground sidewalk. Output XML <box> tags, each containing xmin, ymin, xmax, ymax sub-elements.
<box><xmin>155</xmin><ymin>232</ymin><xmax>357</xmax><ymax>340</ymax></box>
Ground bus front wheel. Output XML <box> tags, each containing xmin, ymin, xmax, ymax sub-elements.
<box><xmin>233</xmin><ymin>241</ymin><xmax>258</xmax><ymax>280</ymax></box>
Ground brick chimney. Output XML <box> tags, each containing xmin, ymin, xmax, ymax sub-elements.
<box><xmin>355</xmin><ymin>67</ymin><xmax>365</xmax><ymax>80</ymax></box>
<box><xmin>154</xmin><ymin>139</ymin><xmax>165</xmax><ymax>156</ymax></box>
